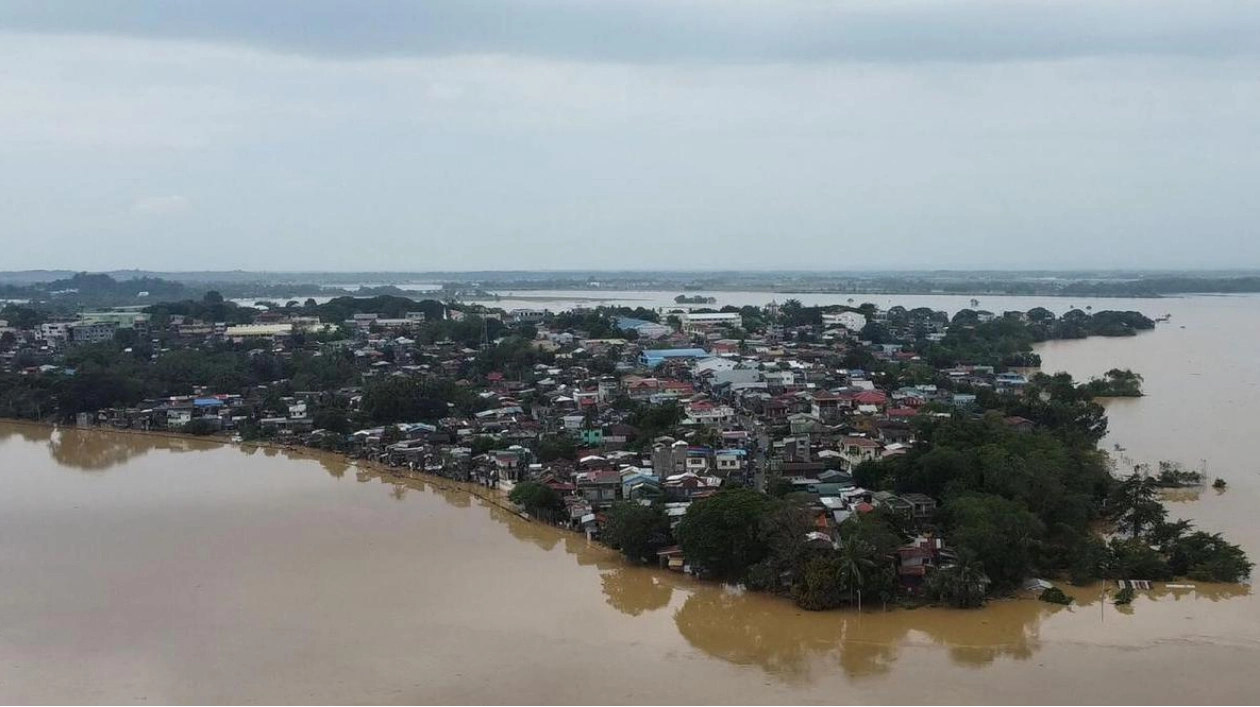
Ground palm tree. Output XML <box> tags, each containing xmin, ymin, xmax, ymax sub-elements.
<box><xmin>835</xmin><ymin>536</ymin><xmax>877</xmax><ymax>607</ymax></box>
<box><xmin>932</xmin><ymin>553</ymin><xmax>988</xmax><ymax>608</ymax></box>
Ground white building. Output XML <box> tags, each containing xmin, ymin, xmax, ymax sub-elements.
<box><xmin>677</xmin><ymin>311</ymin><xmax>742</xmax><ymax>332</ymax></box>
<box><xmin>821</xmin><ymin>311</ymin><xmax>867</xmax><ymax>331</ymax></box>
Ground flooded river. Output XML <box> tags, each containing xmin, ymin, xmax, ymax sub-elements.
<box><xmin>2</xmin><ymin>295</ymin><xmax>1259</xmax><ymax>704</ymax></box>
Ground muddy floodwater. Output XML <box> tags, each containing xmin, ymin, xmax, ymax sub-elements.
<box><xmin>2</xmin><ymin>296</ymin><xmax>1260</xmax><ymax>704</ymax></box>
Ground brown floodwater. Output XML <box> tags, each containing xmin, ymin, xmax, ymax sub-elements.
<box><xmin>2</xmin><ymin>296</ymin><xmax>1259</xmax><ymax>704</ymax></box>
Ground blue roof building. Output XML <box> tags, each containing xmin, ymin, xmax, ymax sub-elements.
<box><xmin>640</xmin><ymin>348</ymin><xmax>709</xmax><ymax>368</ymax></box>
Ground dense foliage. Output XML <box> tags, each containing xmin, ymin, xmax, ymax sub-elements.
<box><xmin>508</xmin><ymin>481</ymin><xmax>565</xmax><ymax>522</ymax></box>
<box><xmin>602</xmin><ymin>502</ymin><xmax>672</xmax><ymax>563</ymax></box>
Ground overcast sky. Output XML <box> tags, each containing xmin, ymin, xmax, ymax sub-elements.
<box><xmin>2</xmin><ymin>1</ymin><xmax>1258</xmax><ymax>272</ymax></box>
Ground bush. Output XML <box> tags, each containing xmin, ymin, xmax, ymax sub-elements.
<box><xmin>1114</xmin><ymin>586</ymin><xmax>1135</xmax><ymax>605</ymax></box>
<box><xmin>603</xmin><ymin>502</ymin><xmax>671</xmax><ymax>563</ymax></box>
<box><xmin>1107</xmin><ymin>538</ymin><xmax>1173</xmax><ymax>581</ymax></box>
<box><xmin>508</xmin><ymin>481</ymin><xmax>565</xmax><ymax>522</ymax></box>
<box><xmin>182</xmin><ymin>418</ymin><xmax>220</xmax><ymax>436</ymax></box>
<box><xmin>1038</xmin><ymin>587</ymin><xmax>1073</xmax><ymax>605</ymax></box>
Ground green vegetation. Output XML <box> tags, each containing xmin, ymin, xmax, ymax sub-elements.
<box><xmin>1101</xmin><ymin>473</ymin><xmax>1252</xmax><ymax>583</ymax></box>
<box><xmin>926</xmin><ymin>554</ymin><xmax>989</xmax><ymax>608</ymax></box>
<box><xmin>602</xmin><ymin>502</ymin><xmax>672</xmax><ymax>563</ymax></box>
<box><xmin>182</xmin><ymin>418</ymin><xmax>220</xmax><ymax>436</ymax></box>
<box><xmin>508</xmin><ymin>481</ymin><xmax>565</xmax><ymax>523</ymax></box>
<box><xmin>1038</xmin><ymin>587</ymin><xmax>1073</xmax><ymax>605</ymax></box>
<box><xmin>676</xmin><ymin>488</ymin><xmax>776</xmax><ymax>581</ymax></box>
<box><xmin>1114</xmin><ymin>586</ymin><xmax>1135</xmax><ymax>605</ymax></box>
<box><xmin>676</xmin><ymin>490</ymin><xmax>902</xmax><ymax>611</ymax></box>
<box><xmin>1083</xmin><ymin>369</ymin><xmax>1144</xmax><ymax>397</ymax></box>
<box><xmin>918</xmin><ymin>309</ymin><xmax>1155</xmax><ymax>369</ymax></box>
<box><xmin>1148</xmin><ymin>461</ymin><xmax>1204</xmax><ymax>488</ymax></box>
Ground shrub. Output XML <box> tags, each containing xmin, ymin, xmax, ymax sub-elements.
<box><xmin>1038</xmin><ymin>587</ymin><xmax>1073</xmax><ymax>605</ymax></box>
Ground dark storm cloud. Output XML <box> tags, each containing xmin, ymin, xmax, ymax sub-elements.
<box><xmin>1</xmin><ymin>0</ymin><xmax>1258</xmax><ymax>64</ymax></box>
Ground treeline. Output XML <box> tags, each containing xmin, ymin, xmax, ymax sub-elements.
<box><xmin>600</xmin><ymin>488</ymin><xmax>910</xmax><ymax>611</ymax></box>
<box><xmin>0</xmin><ymin>273</ymin><xmax>193</xmax><ymax>305</ymax></box>
<box><xmin>0</xmin><ymin>340</ymin><xmax>361</xmax><ymax>420</ymax></box>
<box><xmin>917</xmin><ymin>308</ymin><xmax>1155</xmax><ymax>368</ymax></box>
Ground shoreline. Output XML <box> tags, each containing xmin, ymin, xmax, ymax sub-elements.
<box><xmin>5</xmin><ymin>418</ymin><xmax>1244</xmax><ymax>612</ymax></box>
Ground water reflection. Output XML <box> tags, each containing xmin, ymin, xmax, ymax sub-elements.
<box><xmin>675</xmin><ymin>589</ymin><xmax>1067</xmax><ymax>681</ymax></box>
<box><xmin>600</xmin><ymin>566</ymin><xmax>673</xmax><ymax>616</ymax></box>
<box><xmin>0</xmin><ymin>422</ymin><xmax>52</xmax><ymax>443</ymax></box>
<box><xmin>40</xmin><ymin>426</ymin><xmax>214</xmax><ymax>472</ymax></box>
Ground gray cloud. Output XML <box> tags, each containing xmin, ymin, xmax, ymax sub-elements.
<box><xmin>1</xmin><ymin>0</ymin><xmax>1258</xmax><ymax>64</ymax></box>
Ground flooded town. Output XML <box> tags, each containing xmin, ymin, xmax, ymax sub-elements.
<box><xmin>1</xmin><ymin>284</ymin><xmax>1258</xmax><ymax>703</ymax></box>
<box><xmin>3</xmin><ymin>2</ymin><xmax>1259</xmax><ymax>703</ymax></box>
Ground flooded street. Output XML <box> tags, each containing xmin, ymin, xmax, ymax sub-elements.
<box><xmin>1</xmin><ymin>296</ymin><xmax>1259</xmax><ymax>704</ymax></box>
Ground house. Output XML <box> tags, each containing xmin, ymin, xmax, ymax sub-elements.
<box><xmin>576</xmin><ymin>470</ymin><xmax>622</xmax><ymax>508</ymax></box>
<box><xmin>872</xmin><ymin>490</ymin><xmax>914</xmax><ymax>518</ymax></box>
<box><xmin>714</xmin><ymin>448</ymin><xmax>747</xmax><ymax>477</ymax></box>
<box><xmin>896</xmin><ymin>535</ymin><xmax>962</xmax><ymax>592</ymax></box>
<box><xmin>838</xmin><ymin>436</ymin><xmax>882</xmax><ymax>466</ymax></box>
<box><xmin>810</xmin><ymin>391</ymin><xmax>849</xmax><ymax>421</ymax></box>
<box><xmin>663</xmin><ymin>471</ymin><xmax>721</xmax><ymax>501</ymax></box>
<box><xmin>900</xmin><ymin>492</ymin><xmax>938</xmax><ymax>522</ymax></box>
<box><xmin>1003</xmin><ymin>416</ymin><xmax>1036</xmax><ymax>433</ymax></box>
<box><xmin>620</xmin><ymin>470</ymin><xmax>663</xmax><ymax>501</ymax></box>
<box><xmin>580</xmin><ymin>427</ymin><xmax>604</xmax><ymax>447</ymax></box>
<box><xmin>657</xmin><ymin>545</ymin><xmax>687</xmax><ymax>572</ymax></box>
<box><xmin>952</xmin><ymin>393</ymin><xmax>978</xmax><ymax>408</ymax></box>
<box><xmin>650</xmin><ymin>440</ymin><xmax>690</xmax><ymax>478</ymax></box>
<box><xmin>685</xmin><ymin>400</ymin><xmax>735</xmax><ymax>427</ymax></box>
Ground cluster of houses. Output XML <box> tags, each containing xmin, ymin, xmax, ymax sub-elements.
<box><xmin>3</xmin><ymin>298</ymin><xmax>1040</xmax><ymax>591</ymax></box>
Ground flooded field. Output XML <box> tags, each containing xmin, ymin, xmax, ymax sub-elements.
<box><xmin>1</xmin><ymin>295</ymin><xmax>1258</xmax><ymax>703</ymax></box>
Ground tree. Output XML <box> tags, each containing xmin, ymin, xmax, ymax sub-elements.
<box><xmin>675</xmin><ymin>488</ymin><xmax>775</xmax><ymax>580</ymax></box>
<box><xmin>508</xmin><ymin>481</ymin><xmax>564</xmax><ymax>522</ymax></box>
<box><xmin>182</xmin><ymin>418</ymin><xmax>220</xmax><ymax>436</ymax></box>
<box><xmin>747</xmin><ymin>500</ymin><xmax>814</xmax><ymax>591</ymax></box>
<box><xmin>792</xmin><ymin>554</ymin><xmax>845</xmax><ymax>611</ymax></box>
<box><xmin>203</xmin><ymin>290</ymin><xmax>224</xmax><ymax>304</ymax></box>
<box><xmin>535</xmin><ymin>434</ymin><xmax>577</xmax><ymax>462</ymax></box>
<box><xmin>835</xmin><ymin>535</ymin><xmax>878</xmax><ymax>606</ymax></box>
<box><xmin>1166</xmin><ymin>530</ymin><xmax>1253</xmax><ymax>582</ymax></box>
<box><xmin>927</xmin><ymin>552</ymin><xmax>988</xmax><ymax>608</ymax></box>
<box><xmin>1110</xmin><ymin>473</ymin><xmax>1166</xmax><ymax>537</ymax></box>
<box><xmin>361</xmin><ymin>376</ymin><xmax>456</xmax><ymax>424</ymax></box>
<box><xmin>312</xmin><ymin>407</ymin><xmax>351</xmax><ymax>434</ymax></box>
<box><xmin>603</xmin><ymin>502</ymin><xmax>672</xmax><ymax>563</ymax></box>
<box><xmin>944</xmin><ymin>493</ymin><xmax>1044</xmax><ymax>590</ymax></box>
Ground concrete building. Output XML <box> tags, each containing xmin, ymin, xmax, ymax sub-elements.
<box><xmin>68</xmin><ymin>321</ymin><xmax>118</xmax><ymax>344</ymax></box>
<box><xmin>676</xmin><ymin>311</ymin><xmax>742</xmax><ymax>332</ymax></box>
<box><xmin>223</xmin><ymin>323</ymin><xmax>295</xmax><ymax>338</ymax></box>
<box><xmin>822</xmin><ymin>311</ymin><xmax>868</xmax><ymax>331</ymax></box>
